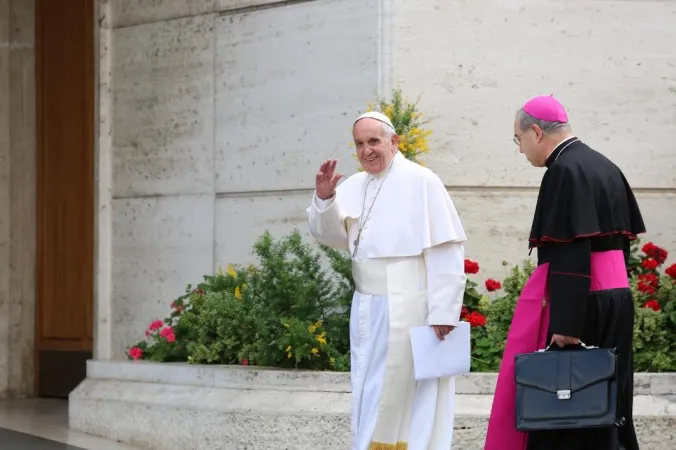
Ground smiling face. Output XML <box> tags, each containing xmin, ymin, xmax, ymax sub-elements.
<box><xmin>353</xmin><ymin>118</ymin><xmax>399</xmax><ymax>175</ymax></box>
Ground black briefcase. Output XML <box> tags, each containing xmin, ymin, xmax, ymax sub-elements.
<box><xmin>514</xmin><ymin>344</ymin><xmax>621</xmax><ymax>431</ymax></box>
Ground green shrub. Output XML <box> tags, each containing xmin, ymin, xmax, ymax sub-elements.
<box><xmin>471</xmin><ymin>260</ymin><xmax>535</xmax><ymax>372</ymax></box>
<box><xmin>128</xmin><ymin>231</ymin><xmax>353</xmax><ymax>371</ymax></box>
<box><xmin>127</xmin><ymin>234</ymin><xmax>676</xmax><ymax>373</ymax></box>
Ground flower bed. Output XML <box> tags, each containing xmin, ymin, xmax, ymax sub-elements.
<box><xmin>127</xmin><ymin>232</ymin><xmax>676</xmax><ymax>373</ymax></box>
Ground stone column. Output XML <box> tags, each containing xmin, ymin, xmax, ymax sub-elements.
<box><xmin>0</xmin><ymin>0</ymin><xmax>36</xmax><ymax>399</ymax></box>
<box><xmin>93</xmin><ymin>0</ymin><xmax>113</xmax><ymax>362</ymax></box>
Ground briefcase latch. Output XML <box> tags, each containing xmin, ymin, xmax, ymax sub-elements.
<box><xmin>557</xmin><ymin>389</ymin><xmax>571</xmax><ymax>400</ymax></box>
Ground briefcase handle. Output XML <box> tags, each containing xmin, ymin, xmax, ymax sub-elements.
<box><xmin>538</xmin><ymin>341</ymin><xmax>598</xmax><ymax>352</ymax></box>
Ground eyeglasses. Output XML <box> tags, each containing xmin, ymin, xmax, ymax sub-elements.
<box><xmin>513</xmin><ymin>128</ymin><xmax>531</xmax><ymax>146</ymax></box>
<box><xmin>513</xmin><ymin>126</ymin><xmax>536</xmax><ymax>146</ymax></box>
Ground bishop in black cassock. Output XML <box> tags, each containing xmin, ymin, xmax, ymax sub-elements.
<box><xmin>487</xmin><ymin>95</ymin><xmax>645</xmax><ymax>450</ymax></box>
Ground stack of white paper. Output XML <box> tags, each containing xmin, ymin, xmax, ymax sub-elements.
<box><xmin>409</xmin><ymin>321</ymin><xmax>471</xmax><ymax>380</ymax></box>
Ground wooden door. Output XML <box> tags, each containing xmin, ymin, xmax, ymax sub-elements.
<box><xmin>35</xmin><ymin>0</ymin><xmax>95</xmax><ymax>398</ymax></box>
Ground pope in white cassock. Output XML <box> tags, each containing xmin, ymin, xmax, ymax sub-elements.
<box><xmin>307</xmin><ymin>112</ymin><xmax>467</xmax><ymax>450</ymax></box>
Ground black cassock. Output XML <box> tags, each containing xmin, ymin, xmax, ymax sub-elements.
<box><xmin>525</xmin><ymin>137</ymin><xmax>646</xmax><ymax>450</ymax></box>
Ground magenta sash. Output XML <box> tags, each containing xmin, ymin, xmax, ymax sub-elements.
<box><xmin>483</xmin><ymin>250</ymin><xmax>630</xmax><ymax>450</ymax></box>
<box><xmin>483</xmin><ymin>263</ymin><xmax>550</xmax><ymax>450</ymax></box>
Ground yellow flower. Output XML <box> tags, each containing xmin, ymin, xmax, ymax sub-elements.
<box><xmin>286</xmin><ymin>345</ymin><xmax>292</xmax><ymax>352</ymax></box>
<box><xmin>311</xmin><ymin>348</ymin><xmax>319</xmax><ymax>355</ymax></box>
<box><xmin>316</xmin><ymin>332</ymin><xmax>327</xmax><ymax>345</ymax></box>
<box><xmin>226</xmin><ymin>265</ymin><xmax>237</xmax><ymax>278</ymax></box>
<box><xmin>308</xmin><ymin>320</ymin><xmax>323</xmax><ymax>334</ymax></box>
<box><xmin>383</xmin><ymin>104</ymin><xmax>395</xmax><ymax>119</ymax></box>
<box><xmin>234</xmin><ymin>286</ymin><xmax>242</xmax><ymax>300</ymax></box>
<box><xmin>287</xmin><ymin>352</ymin><xmax>293</xmax><ymax>359</ymax></box>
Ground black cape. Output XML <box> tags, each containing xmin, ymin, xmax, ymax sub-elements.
<box><xmin>529</xmin><ymin>137</ymin><xmax>646</xmax><ymax>248</ymax></box>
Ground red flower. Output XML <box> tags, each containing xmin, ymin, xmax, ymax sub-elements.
<box><xmin>637</xmin><ymin>273</ymin><xmax>659</xmax><ymax>295</ymax></box>
<box><xmin>241</xmin><ymin>358</ymin><xmax>249</xmax><ymax>366</ymax></box>
<box><xmin>639</xmin><ymin>273</ymin><xmax>658</xmax><ymax>285</ymax></box>
<box><xmin>485</xmin><ymin>279</ymin><xmax>502</xmax><ymax>292</ymax></box>
<box><xmin>160</xmin><ymin>326</ymin><xmax>176</xmax><ymax>343</ymax></box>
<box><xmin>464</xmin><ymin>259</ymin><xmax>479</xmax><ymax>274</ymax></box>
<box><xmin>148</xmin><ymin>320</ymin><xmax>163</xmax><ymax>331</ymax></box>
<box><xmin>642</xmin><ymin>300</ymin><xmax>660</xmax><ymax>312</ymax></box>
<box><xmin>642</xmin><ymin>243</ymin><xmax>668</xmax><ymax>265</ymax></box>
<box><xmin>641</xmin><ymin>258</ymin><xmax>659</xmax><ymax>271</ymax></box>
<box><xmin>128</xmin><ymin>347</ymin><xmax>143</xmax><ymax>360</ymax></box>
<box><xmin>466</xmin><ymin>311</ymin><xmax>486</xmax><ymax>328</ymax></box>
<box><xmin>460</xmin><ymin>305</ymin><xmax>469</xmax><ymax>319</ymax></box>
<box><xmin>665</xmin><ymin>264</ymin><xmax>676</xmax><ymax>279</ymax></box>
<box><xmin>638</xmin><ymin>284</ymin><xmax>656</xmax><ymax>295</ymax></box>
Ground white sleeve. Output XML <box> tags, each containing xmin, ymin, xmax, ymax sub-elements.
<box><xmin>313</xmin><ymin>193</ymin><xmax>334</xmax><ymax>211</ymax></box>
<box><xmin>424</xmin><ymin>241</ymin><xmax>467</xmax><ymax>326</ymax></box>
<box><xmin>307</xmin><ymin>191</ymin><xmax>349</xmax><ymax>252</ymax></box>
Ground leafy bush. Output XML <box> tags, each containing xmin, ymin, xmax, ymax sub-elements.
<box><xmin>470</xmin><ymin>260</ymin><xmax>535</xmax><ymax>372</ymax></box>
<box><xmin>127</xmin><ymin>232</ymin><xmax>676</xmax><ymax>373</ymax></box>
<box><xmin>129</xmin><ymin>231</ymin><xmax>353</xmax><ymax>371</ymax></box>
<box><xmin>627</xmin><ymin>241</ymin><xmax>676</xmax><ymax>371</ymax></box>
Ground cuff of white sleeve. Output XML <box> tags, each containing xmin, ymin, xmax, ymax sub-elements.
<box><xmin>427</xmin><ymin>312</ymin><xmax>461</xmax><ymax>327</ymax></box>
<box><xmin>313</xmin><ymin>192</ymin><xmax>335</xmax><ymax>211</ymax></box>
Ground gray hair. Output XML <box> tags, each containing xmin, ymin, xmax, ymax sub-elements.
<box><xmin>517</xmin><ymin>109</ymin><xmax>570</xmax><ymax>134</ymax></box>
<box><xmin>380</xmin><ymin>122</ymin><xmax>396</xmax><ymax>138</ymax></box>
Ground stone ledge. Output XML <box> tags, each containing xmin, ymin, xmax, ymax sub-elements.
<box><xmin>83</xmin><ymin>360</ymin><xmax>676</xmax><ymax>395</ymax></box>
<box><xmin>69</xmin><ymin>361</ymin><xmax>676</xmax><ymax>450</ymax></box>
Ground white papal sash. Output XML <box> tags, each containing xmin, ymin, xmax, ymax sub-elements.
<box><xmin>352</xmin><ymin>256</ymin><xmax>428</xmax><ymax>449</ymax></box>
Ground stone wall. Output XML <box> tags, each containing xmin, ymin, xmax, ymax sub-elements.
<box><xmin>100</xmin><ymin>0</ymin><xmax>383</xmax><ymax>359</ymax></box>
<box><xmin>0</xmin><ymin>0</ymin><xmax>35</xmax><ymax>398</ymax></box>
<box><xmin>389</xmin><ymin>0</ymin><xmax>676</xmax><ymax>274</ymax></box>
<box><xmin>100</xmin><ymin>0</ymin><xmax>676</xmax><ymax>359</ymax></box>
<box><xmin>0</xmin><ymin>0</ymin><xmax>36</xmax><ymax>398</ymax></box>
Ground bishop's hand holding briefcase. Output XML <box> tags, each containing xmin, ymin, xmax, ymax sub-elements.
<box><xmin>514</xmin><ymin>342</ymin><xmax>624</xmax><ymax>431</ymax></box>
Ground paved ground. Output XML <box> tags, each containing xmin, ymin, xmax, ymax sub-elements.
<box><xmin>0</xmin><ymin>399</ymin><xmax>139</xmax><ymax>450</ymax></box>
<box><xmin>0</xmin><ymin>427</ymin><xmax>87</xmax><ymax>449</ymax></box>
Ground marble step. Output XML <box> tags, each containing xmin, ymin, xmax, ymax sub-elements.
<box><xmin>69</xmin><ymin>360</ymin><xmax>676</xmax><ymax>450</ymax></box>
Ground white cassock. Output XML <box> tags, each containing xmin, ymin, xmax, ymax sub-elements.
<box><xmin>307</xmin><ymin>152</ymin><xmax>467</xmax><ymax>450</ymax></box>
